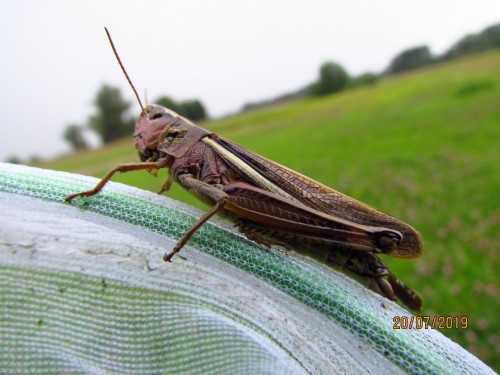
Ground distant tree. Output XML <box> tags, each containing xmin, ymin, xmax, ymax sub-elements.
<box><xmin>350</xmin><ymin>72</ymin><xmax>379</xmax><ymax>88</ymax></box>
<box><xmin>481</xmin><ymin>23</ymin><xmax>500</xmax><ymax>48</ymax></box>
<box><xmin>179</xmin><ymin>100</ymin><xmax>207</xmax><ymax>121</ymax></box>
<box><xmin>310</xmin><ymin>62</ymin><xmax>349</xmax><ymax>96</ymax></box>
<box><xmin>63</xmin><ymin>124</ymin><xmax>88</xmax><ymax>151</ymax></box>
<box><xmin>442</xmin><ymin>34</ymin><xmax>485</xmax><ymax>60</ymax></box>
<box><xmin>5</xmin><ymin>156</ymin><xmax>21</xmax><ymax>164</ymax></box>
<box><xmin>386</xmin><ymin>46</ymin><xmax>433</xmax><ymax>75</ymax></box>
<box><xmin>89</xmin><ymin>84</ymin><xmax>132</xmax><ymax>143</ymax></box>
<box><xmin>155</xmin><ymin>96</ymin><xmax>207</xmax><ymax>121</ymax></box>
<box><xmin>155</xmin><ymin>96</ymin><xmax>181</xmax><ymax>113</ymax></box>
<box><xmin>442</xmin><ymin>23</ymin><xmax>500</xmax><ymax>60</ymax></box>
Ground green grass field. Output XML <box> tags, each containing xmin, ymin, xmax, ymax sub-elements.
<box><xmin>42</xmin><ymin>50</ymin><xmax>500</xmax><ymax>371</ymax></box>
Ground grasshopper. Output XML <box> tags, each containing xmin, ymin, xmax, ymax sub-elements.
<box><xmin>66</xmin><ymin>29</ymin><xmax>424</xmax><ymax>312</ymax></box>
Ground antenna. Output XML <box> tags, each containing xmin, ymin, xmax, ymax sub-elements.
<box><xmin>104</xmin><ymin>27</ymin><xmax>144</xmax><ymax>112</ymax></box>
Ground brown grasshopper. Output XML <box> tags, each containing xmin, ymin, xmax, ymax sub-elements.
<box><xmin>66</xmin><ymin>28</ymin><xmax>424</xmax><ymax>312</ymax></box>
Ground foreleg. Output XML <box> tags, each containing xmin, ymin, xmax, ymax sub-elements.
<box><xmin>65</xmin><ymin>162</ymin><xmax>161</xmax><ymax>202</ymax></box>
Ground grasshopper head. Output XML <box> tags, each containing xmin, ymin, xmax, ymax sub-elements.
<box><xmin>135</xmin><ymin>104</ymin><xmax>210</xmax><ymax>163</ymax></box>
<box><xmin>134</xmin><ymin>104</ymin><xmax>181</xmax><ymax>162</ymax></box>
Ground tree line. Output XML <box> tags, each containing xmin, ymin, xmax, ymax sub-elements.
<box><xmin>64</xmin><ymin>22</ymin><xmax>499</xmax><ymax>151</ymax></box>
<box><xmin>243</xmin><ymin>22</ymin><xmax>500</xmax><ymax>111</ymax></box>
<box><xmin>387</xmin><ymin>23</ymin><xmax>500</xmax><ymax>74</ymax></box>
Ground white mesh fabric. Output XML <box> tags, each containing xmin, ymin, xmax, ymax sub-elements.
<box><xmin>0</xmin><ymin>163</ymin><xmax>495</xmax><ymax>374</ymax></box>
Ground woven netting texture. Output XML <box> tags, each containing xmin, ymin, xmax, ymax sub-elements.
<box><xmin>0</xmin><ymin>163</ymin><xmax>495</xmax><ymax>374</ymax></box>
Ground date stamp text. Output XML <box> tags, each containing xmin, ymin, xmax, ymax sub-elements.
<box><xmin>393</xmin><ymin>315</ymin><xmax>468</xmax><ymax>330</ymax></box>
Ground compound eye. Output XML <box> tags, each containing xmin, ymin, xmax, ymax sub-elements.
<box><xmin>147</xmin><ymin>105</ymin><xmax>166</xmax><ymax>121</ymax></box>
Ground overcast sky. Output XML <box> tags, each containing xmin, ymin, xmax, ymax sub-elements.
<box><xmin>1</xmin><ymin>0</ymin><xmax>498</xmax><ymax>162</ymax></box>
